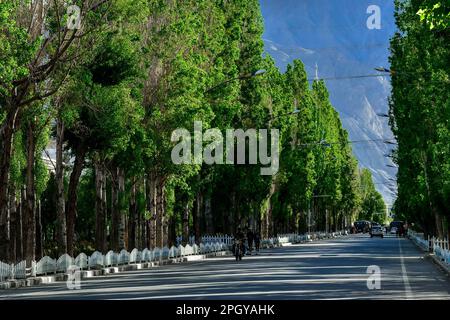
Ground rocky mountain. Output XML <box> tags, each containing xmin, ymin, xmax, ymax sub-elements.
<box><xmin>260</xmin><ymin>0</ymin><xmax>398</xmax><ymax>206</ymax></box>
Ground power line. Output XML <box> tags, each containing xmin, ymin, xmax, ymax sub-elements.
<box><xmin>349</xmin><ymin>138</ymin><xmax>396</xmax><ymax>144</ymax></box>
<box><xmin>307</xmin><ymin>74</ymin><xmax>390</xmax><ymax>81</ymax></box>
<box><xmin>319</xmin><ymin>138</ymin><xmax>396</xmax><ymax>145</ymax></box>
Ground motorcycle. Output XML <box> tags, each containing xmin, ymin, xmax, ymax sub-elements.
<box><xmin>233</xmin><ymin>239</ymin><xmax>244</xmax><ymax>261</ymax></box>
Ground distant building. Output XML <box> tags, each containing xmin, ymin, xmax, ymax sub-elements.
<box><xmin>42</xmin><ymin>139</ymin><xmax>56</xmax><ymax>174</ymax></box>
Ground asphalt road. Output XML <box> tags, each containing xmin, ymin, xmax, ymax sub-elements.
<box><xmin>1</xmin><ymin>234</ymin><xmax>449</xmax><ymax>300</ymax></box>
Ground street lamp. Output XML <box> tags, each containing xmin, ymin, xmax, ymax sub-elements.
<box><xmin>374</xmin><ymin>67</ymin><xmax>431</xmax><ymax>77</ymax></box>
<box><xmin>375</xmin><ymin>67</ymin><xmax>395</xmax><ymax>75</ymax></box>
<box><xmin>252</xmin><ymin>69</ymin><xmax>267</xmax><ymax>77</ymax></box>
<box><xmin>204</xmin><ymin>69</ymin><xmax>266</xmax><ymax>94</ymax></box>
<box><xmin>298</xmin><ymin>139</ymin><xmax>331</xmax><ymax>148</ymax></box>
<box><xmin>384</xmin><ymin>140</ymin><xmax>397</xmax><ymax>145</ymax></box>
<box><xmin>268</xmin><ymin>109</ymin><xmax>300</xmax><ymax>123</ymax></box>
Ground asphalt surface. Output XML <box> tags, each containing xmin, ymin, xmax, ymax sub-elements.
<box><xmin>1</xmin><ymin>234</ymin><xmax>449</xmax><ymax>300</ymax></box>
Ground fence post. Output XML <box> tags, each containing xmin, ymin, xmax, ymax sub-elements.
<box><xmin>10</xmin><ymin>263</ymin><xmax>14</xmax><ymax>280</ymax></box>
<box><xmin>31</xmin><ymin>260</ymin><xmax>36</xmax><ymax>277</ymax></box>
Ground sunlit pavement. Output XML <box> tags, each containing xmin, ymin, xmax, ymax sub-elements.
<box><xmin>1</xmin><ymin>234</ymin><xmax>449</xmax><ymax>300</ymax></box>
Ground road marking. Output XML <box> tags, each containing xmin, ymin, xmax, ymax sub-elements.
<box><xmin>398</xmin><ymin>239</ymin><xmax>413</xmax><ymax>299</ymax></box>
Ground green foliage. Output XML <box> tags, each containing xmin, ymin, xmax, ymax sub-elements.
<box><xmin>0</xmin><ymin>2</ymin><xmax>39</xmax><ymax>99</ymax></box>
<box><xmin>390</xmin><ymin>0</ymin><xmax>449</xmax><ymax>234</ymax></box>
<box><xmin>358</xmin><ymin>169</ymin><xmax>386</xmax><ymax>223</ymax></box>
<box><xmin>417</xmin><ymin>1</ymin><xmax>450</xmax><ymax>30</ymax></box>
<box><xmin>3</xmin><ymin>0</ymin><xmax>389</xmax><ymax>254</ymax></box>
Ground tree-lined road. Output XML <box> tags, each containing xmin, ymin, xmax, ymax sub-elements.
<box><xmin>1</xmin><ymin>235</ymin><xmax>449</xmax><ymax>300</ymax></box>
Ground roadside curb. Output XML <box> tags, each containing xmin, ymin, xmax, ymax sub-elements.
<box><xmin>0</xmin><ymin>251</ymin><xmax>232</xmax><ymax>291</ymax></box>
<box><xmin>424</xmin><ymin>253</ymin><xmax>450</xmax><ymax>277</ymax></box>
<box><xmin>407</xmin><ymin>236</ymin><xmax>450</xmax><ymax>277</ymax></box>
<box><xmin>1</xmin><ymin>235</ymin><xmax>344</xmax><ymax>291</ymax></box>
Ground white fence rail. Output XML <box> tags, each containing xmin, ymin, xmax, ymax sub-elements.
<box><xmin>408</xmin><ymin>229</ymin><xmax>450</xmax><ymax>268</ymax></box>
<box><xmin>176</xmin><ymin>235</ymin><xmax>234</xmax><ymax>246</ymax></box>
<box><xmin>177</xmin><ymin>231</ymin><xmax>348</xmax><ymax>248</ymax></box>
<box><xmin>1</xmin><ymin>230</ymin><xmax>349</xmax><ymax>283</ymax></box>
<box><xmin>407</xmin><ymin>230</ymin><xmax>429</xmax><ymax>251</ymax></box>
<box><xmin>0</xmin><ymin>241</ymin><xmax>229</xmax><ymax>282</ymax></box>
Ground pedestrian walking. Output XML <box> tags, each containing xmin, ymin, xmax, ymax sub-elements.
<box><xmin>246</xmin><ymin>228</ymin><xmax>254</xmax><ymax>255</ymax></box>
<box><xmin>254</xmin><ymin>231</ymin><xmax>261</xmax><ymax>254</ymax></box>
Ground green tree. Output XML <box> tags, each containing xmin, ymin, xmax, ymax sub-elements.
<box><xmin>390</xmin><ymin>0</ymin><xmax>449</xmax><ymax>237</ymax></box>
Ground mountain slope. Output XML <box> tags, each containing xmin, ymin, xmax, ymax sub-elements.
<box><xmin>260</xmin><ymin>0</ymin><xmax>398</xmax><ymax>206</ymax></box>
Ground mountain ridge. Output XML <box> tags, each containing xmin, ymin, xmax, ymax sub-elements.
<box><xmin>260</xmin><ymin>0</ymin><xmax>398</xmax><ymax>206</ymax></box>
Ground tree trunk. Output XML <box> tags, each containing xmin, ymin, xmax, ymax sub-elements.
<box><xmin>261</xmin><ymin>211</ymin><xmax>268</xmax><ymax>240</ymax></box>
<box><xmin>194</xmin><ymin>192</ymin><xmax>202</xmax><ymax>244</ymax></box>
<box><xmin>95</xmin><ymin>160</ymin><xmax>106</xmax><ymax>253</ymax></box>
<box><xmin>163</xmin><ymin>187</ymin><xmax>168</xmax><ymax>246</ymax></box>
<box><xmin>421</xmin><ymin>151</ymin><xmax>443</xmax><ymax>238</ymax></box>
<box><xmin>118</xmin><ymin>168</ymin><xmax>126</xmax><ymax>249</ymax></box>
<box><xmin>265</xmin><ymin>180</ymin><xmax>276</xmax><ymax>238</ymax></box>
<box><xmin>8</xmin><ymin>187</ymin><xmax>16</xmax><ymax>263</ymax></box>
<box><xmin>138</xmin><ymin>178</ymin><xmax>144</xmax><ymax>250</ymax></box>
<box><xmin>66</xmin><ymin>144</ymin><xmax>86</xmax><ymax>256</ymax></box>
<box><xmin>102</xmin><ymin>167</ymin><xmax>107</xmax><ymax>247</ymax></box>
<box><xmin>17</xmin><ymin>186</ymin><xmax>25</xmax><ymax>261</ymax></box>
<box><xmin>434</xmin><ymin>209</ymin><xmax>444</xmax><ymax>239</ymax></box>
<box><xmin>204</xmin><ymin>196</ymin><xmax>213</xmax><ymax>234</ymax></box>
<box><xmin>146</xmin><ymin>172</ymin><xmax>156</xmax><ymax>249</ymax></box>
<box><xmin>128</xmin><ymin>178</ymin><xmax>137</xmax><ymax>250</ymax></box>
<box><xmin>35</xmin><ymin>200</ymin><xmax>43</xmax><ymax>260</ymax></box>
<box><xmin>22</xmin><ymin>124</ymin><xmax>37</xmax><ymax>266</ymax></box>
<box><xmin>155</xmin><ymin>176</ymin><xmax>166</xmax><ymax>248</ymax></box>
<box><xmin>110</xmin><ymin>167</ymin><xmax>119</xmax><ymax>252</ymax></box>
<box><xmin>0</xmin><ymin>110</ymin><xmax>17</xmax><ymax>262</ymax></box>
<box><xmin>169</xmin><ymin>214</ymin><xmax>176</xmax><ymax>247</ymax></box>
<box><xmin>156</xmin><ymin>177</ymin><xmax>162</xmax><ymax>248</ymax></box>
<box><xmin>55</xmin><ymin>118</ymin><xmax>67</xmax><ymax>255</ymax></box>
<box><xmin>182</xmin><ymin>202</ymin><xmax>189</xmax><ymax>245</ymax></box>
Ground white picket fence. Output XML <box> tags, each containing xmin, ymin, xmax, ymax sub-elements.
<box><xmin>176</xmin><ymin>235</ymin><xmax>234</xmax><ymax>246</ymax></box>
<box><xmin>407</xmin><ymin>230</ymin><xmax>429</xmax><ymax>251</ymax></box>
<box><xmin>177</xmin><ymin>231</ymin><xmax>348</xmax><ymax>248</ymax></box>
<box><xmin>433</xmin><ymin>237</ymin><xmax>450</xmax><ymax>266</ymax></box>
<box><xmin>0</xmin><ymin>261</ymin><xmax>26</xmax><ymax>282</ymax></box>
<box><xmin>260</xmin><ymin>231</ymin><xmax>348</xmax><ymax>248</ymax></box>
<box><xmin>0</xmin><ymin>242</ymin><xmax>229</xmax><ymax>282</ymax></box>
<box><xmin>2</xmin><ymin>230</ymin><xmax>350</xmax><ymax>282</ymax></box>
<box><xmin>408</xmin><ymin>229</ymin><xmax>450</xmax><ymax>268</ymax></box>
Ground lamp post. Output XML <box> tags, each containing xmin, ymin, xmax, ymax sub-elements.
<box><xmin>309</xmin><ymin>194</ymin><xmax>332</xmax><ymax>234</ymax></box>
<box><xmin>375</xmin><ymin>67</ymin><xmax>396</xmax><ymax>75</ymax></box>
<box><xmin>204</xmin><ymin>69</ymin><xmax>266</xmax><ymax>95</ymax></box>
<box><xmin>267</xmin><ymin>109</ymin><xmax>300</xmax><ymax>124</ymax></box>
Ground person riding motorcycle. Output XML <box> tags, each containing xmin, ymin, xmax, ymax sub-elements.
<box><xmin>233</xmin><ymin>228</ymin><xmax>246</xmax><ymax>260</ymax></box>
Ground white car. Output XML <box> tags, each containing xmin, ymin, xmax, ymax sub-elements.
<box><xmin>390</xmin><ymin>226</ymin><xmax>398</xmax><ymax>234</ymax></box>
<box><xmin>370</xmin><ymin>226</ymin><xmax>384</xmax><ymax>238</ymax></box>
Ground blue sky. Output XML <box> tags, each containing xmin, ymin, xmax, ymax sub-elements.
<box><xmin>260</xmin><ymin>0</ymin><xmax>396</xmax><ymax>73</ymax></box>
<box><xmin>259</xmin><ymin>0</ymin><xmax>398</xmax><ymax>205</ymax></box>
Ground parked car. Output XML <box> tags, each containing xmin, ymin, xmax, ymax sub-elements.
<box><xmin>370</xmin><ymin>226</ymin><xmax>384</xmax><ymax>238</ymax></box>
<box><xmin>354</xmin><ymin>220</ymin><xmax>371</xmax><ymax>233</ymax></box>
<box><xmin>371</xmin><ymin>222</ymin><xmax>381</xmax><ymax>228</ymax></box>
